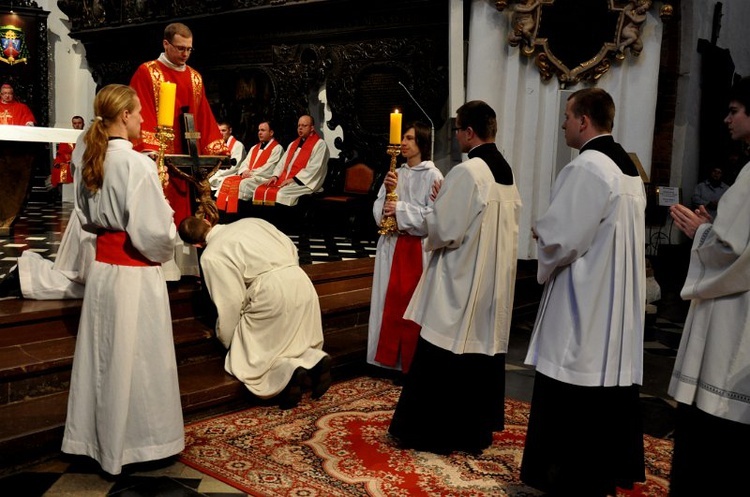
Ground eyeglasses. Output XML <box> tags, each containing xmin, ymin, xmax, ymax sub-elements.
<box><xmin>168</xmin><ymin>41</ymin><xmax>194</xmax><ymax>54</ymax></box>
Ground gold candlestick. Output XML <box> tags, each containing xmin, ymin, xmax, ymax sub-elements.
<box><xmin>378</xmin><ymin>144</ymin><xmax>401</xmax><ymax>235</ymax></box>
<box><xmin>155</xmin><ymin>125</ymin><xmax>174</xmax><ymax>190</ymax></box>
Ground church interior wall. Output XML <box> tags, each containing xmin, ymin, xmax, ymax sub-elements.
<box><xmin>42</xmin><ymin>0</ymin><xmax>96</xmax><ymax>128</ymax></box>
<box><xmin>15</xmin><ymin>0</ymin><xmax>750</xmax><ymax>260</ymax></box>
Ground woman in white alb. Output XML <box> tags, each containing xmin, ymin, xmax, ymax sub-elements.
<box><xmin>61</xmin><ymin>84</ymin><xmax>184</xmax><ymax>475</ymax></box>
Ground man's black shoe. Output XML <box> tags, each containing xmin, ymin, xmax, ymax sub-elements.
<box><xmin>278</xmin><ymin>367</ymin><xmax>308</xmax><ymax>410</ymax></box>
<box><xmin>0</xmin><ymin>266</ymin><xmax>21</xmax><ymax>300</ymax></box>
<box><xmin>310</xmin><ymin>355</ymin><xmax>332</xmax><ymax>399</ymax></box>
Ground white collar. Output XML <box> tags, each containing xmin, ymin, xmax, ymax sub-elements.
<box><xmin>157</xmin><ymin>53</ymin><xmax>186</xmax><ymax>72</ymax></box>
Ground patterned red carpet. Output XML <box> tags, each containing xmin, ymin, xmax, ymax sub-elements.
<box><xmin>180</xmin><ymin>377</ymin><xmax>672</xmax><ymax>496</ymax></box>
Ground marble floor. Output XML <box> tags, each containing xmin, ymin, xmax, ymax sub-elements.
<box><xmin>0</xmin><ymin>194</ymin><xmax>688</xmax><ymax>496</ymax></box>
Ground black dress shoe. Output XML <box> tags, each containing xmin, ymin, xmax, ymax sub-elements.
<box><xmin>0</xmin><ymin>266</ymin><xmax>21</xmax><ymax>300</ymax></box>
<box><xmin>309</xmin><ymin>355</ymin><xmax>332</xmax><ymax>399</ymax></box>
<box><xmin>278</xmin><ymin>367</ymin><xmax>308</xmax><ymax>410</ymax></box>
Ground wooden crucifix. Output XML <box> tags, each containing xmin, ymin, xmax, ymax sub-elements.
<box><xmin>165</xmin><ymin>109</ymin><xmax>234</xmax><ymax>225</ymax></box>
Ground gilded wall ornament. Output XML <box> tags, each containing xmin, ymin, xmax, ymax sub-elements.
<box><xmin>498</xmin><ymin>0</ymin><xmax>672</xmax><ymax>86</ymax></box>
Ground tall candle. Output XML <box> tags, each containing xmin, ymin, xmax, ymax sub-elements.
<box><xmin>157</xmin><ymin>81</ymin><xmax>176</xmax><ymax>127</ymax></box>
<box><xmin>389</xmin><ymin>109</ymin><xmax>402</xmax><ymax>145</ymax></box>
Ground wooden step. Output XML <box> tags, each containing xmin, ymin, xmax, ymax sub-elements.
<box><xmin>0</xmin><ymin>258</ymin><xmax>377</xmax><ymax>473</ymax></box>
<box><xmin>0</xmin><ymin>257</ymin><xmax>541</xmax><ymax>473</ymax></box>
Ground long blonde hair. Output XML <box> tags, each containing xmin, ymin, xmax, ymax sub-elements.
<box><xmin>81</xmin><ymin>84</ymin><xmax>139</xmax><ymax>192</ymax></box>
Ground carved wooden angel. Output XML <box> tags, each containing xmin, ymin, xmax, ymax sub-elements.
<box><xmin>618</xmin><ymin>0</ymin><xmax>651</xmax><ymax>57</ymax></box>
<box><xmin>507</xmin><ymin>0</ymin><xmax>541</xmax><ymax>51</ymax></box>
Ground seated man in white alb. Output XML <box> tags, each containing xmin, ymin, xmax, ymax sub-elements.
<box><xmin>215</xmin><ymin>120</ymin><xmax>283</xmax><ymax>213</ymax></box>
<box><xmin>252</xmin><ymin>114</ymin><xmax>328</xmax><ymax>206</ymax></box>
<box><xmin>209</xmin><ymin>120</ymin><xmax>246</xmax><ymax>191</ymax></box>
<box><xmin>178</xmin><ymin>215</ymin><xmax>332</xmax><ymax>409</ymax></box>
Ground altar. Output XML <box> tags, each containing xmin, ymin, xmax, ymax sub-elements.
<box><xmin>0</xmin><ymin>125</ymin><xmax>82</xmax><ymax>236</ymax></box>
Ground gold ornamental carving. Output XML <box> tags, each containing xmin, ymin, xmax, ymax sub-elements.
<box><xmin>497</xmin><ymin>0</ymin><xmax>673</xmax><ymax>86</ymax></box>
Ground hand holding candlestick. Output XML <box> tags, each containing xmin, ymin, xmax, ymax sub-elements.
<box><xmin>379</xmin><ymin>110</ymin><xmax>403</xmax><ymax>235</ymax></box>
<box><xmin>378</xmin><ymin>143</ymin><xmax>401</xmax><ymax>235</ymax></box>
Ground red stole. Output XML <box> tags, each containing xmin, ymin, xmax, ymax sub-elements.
<box><xmin>216</xmin><ymin>176</ymin><xmax>242</xmax><ymax>213</ymax></box>
<box><xmin>253</xmin><ymin>133</ymin><xmax>320</xmax><ymax>206</ymax></box>
<box><xmin>375</xmin><ymin>235</ymin><xmax>423</xmax><ymax>373</ymax></box>
<box><xmin>216</xmin><ymin>140</ymin><xmax>278</xmax><ymax>213</ymax></box>
<box><xmin>248</xmin><ymin>139</ymin><xmax>278</xmax><ymax>171</ymax></box>
<box><xmin>226</xmin><ymin>136</ymin><xmax>237</xmax><ymax>153</ymax></box>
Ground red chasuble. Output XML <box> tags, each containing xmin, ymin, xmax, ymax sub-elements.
<box><xmin>0</xmin><ymin>101</ymin><xmax>36</xmax><ymax>125</ymax></box>
<box><xmin>130</xmin><ymin>59</ymin><xmax>227</xmax><ymax>225</ymax></box>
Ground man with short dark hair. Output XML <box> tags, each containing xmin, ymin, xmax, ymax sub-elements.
<box><xmin>388</xmin><ymin>100</ymin><xmax>521</xmax><ymax>455</ymax></box>
<box><xmin>212</xmin><ymin>121</ymin><xmax>246</xmax><ymax>183</ymax></box>
<box><xmin>691</xmin><ymin>166</ymin><xmax>728</xmax><ymax>219</ymax></box>
<box><xmin>215</xmin><ymin>120</ymin><xmax>283</xmax><ymax>213</ymax></box>
<box><xmin>178</xmin><ymin>215</ymin><xmax>332</xmax><ymax>409</ymax></box>
<box><xmin>521</xmin><ymin>87</ymin><xmax>647</xmax><ymax>496</ymax></box>
<box><xmin>52</xmin><ymin>115</ymin><xmax>85</xmax><ymax>187</ymax></box>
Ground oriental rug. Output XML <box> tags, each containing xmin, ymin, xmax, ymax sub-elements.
<box><xmin>180</xmin><ymin>376</ymin><xmax>672</xmax><ymax>496</ymax></box>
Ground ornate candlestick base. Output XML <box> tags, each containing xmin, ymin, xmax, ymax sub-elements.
<box><xmin>378</xmin><ymin>144</ymin><xmax>401</xmax><ymax>236</ymax></box>
<box><xmin>155</xmin><ymin>125</ymin><xmax>174</xmax><ymax>190</ymax></box>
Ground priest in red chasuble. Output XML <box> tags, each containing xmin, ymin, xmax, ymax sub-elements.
<box><xmin>0</xmin><ymin>83</ymin><xmax>36</xmax><ymax>126</ymax></box>
<box><xmin>130</xmin><ymin>22</ymin><xmax>226</xmax><ymax>279</ymax></box>
<box><xmin>129</xmin><ymin>22</ymin><xmax>226</xmax><ymax>226</ymax></box>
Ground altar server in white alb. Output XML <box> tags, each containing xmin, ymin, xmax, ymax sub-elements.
<box><xmin>667</xmin><ymin>76</ymin><xmax>750</xmax><ymax>497</ymax></box>
<box><xmin>389</xmin><ymin>101</ymin><xmax>521</xmax><ymax>454</ymax></box>
<box><xmin>367</xmin><ymin>121</ymin><xmax>443</xmax><ymax>375</ymax></box>
<box><xmin>178</xmin><ymin>216</ymin><xmax>332</xmax><ymax>409</ymax></box>
<box><xmin>61</xmin><ymin>84</ymin><xmax>184</xmax><ymax>475</ymax></box>
<box><xmin>520</xmin><ymin>87</ymin><xmax>647</xmax><ymax>496</ymax></box>
<box><xmin>208</xmin><ymin>121</ymin><xmax>246</xmax><ymax>191</ymax></box>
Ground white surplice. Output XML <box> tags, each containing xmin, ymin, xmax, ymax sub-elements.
<box><xmin>208</xmin><ymin>135</ymin><xmax>246</xmax><ymax>190</ymax></box>
<box><xmin>199</xmin><ymin>218</ymin><xmax>327</xmax><ymax>397</ymax></box>
<box><xmin>526</xmin><ymin>149</ymin><xmax>647</xmax><ymax>387</ymax></box>
<box><xmin>61</xmin><ymin>139</ymin><xmax>183</xmax><ymax>475</ymax></box>
<box><xmin>669</xmin><ymin>162</ymin><xmax>750</xmax><ymax>424</ymax></box>
<box><xmin>404</xmin><ymin>157</ymin><xmax>522</xmax><ymax>355</ymax></box>
<box><xmin>367</xmin><ymin>160</ymin><xmax>443</xmax><ymax>367</ymax></box>
<box><xmin>269</xmin><ymin>138</ymin><xmax>329</xmax><ymax>206</ymax></box>
<box><xmin>236</xmin><ymin>139</ymin><xmax>284</xmax><ymax>200</ymax></box>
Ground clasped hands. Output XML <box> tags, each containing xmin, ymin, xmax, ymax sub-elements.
<box><xmin>261</xmin><ymin>175</ymin><xmax>294</xmax><ymax>188</ymax></box>
<box><xmin>670</xmin><ymin>204</ymin><xmax>712</xmax><ymax>239</ymax></box>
